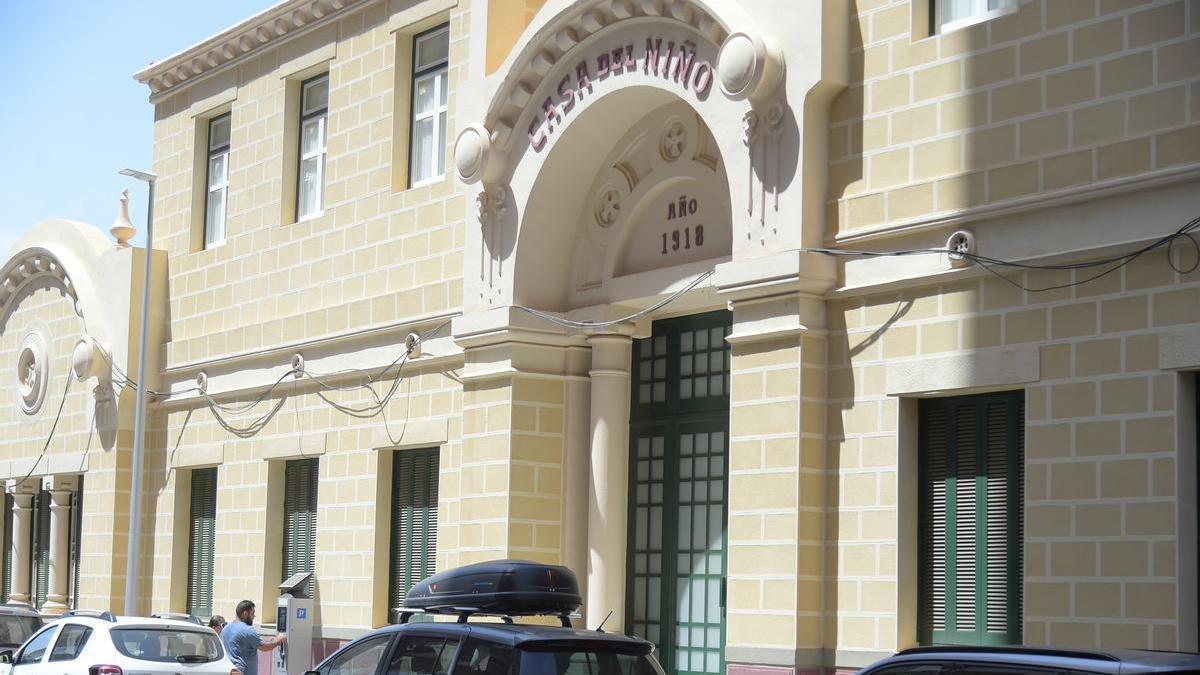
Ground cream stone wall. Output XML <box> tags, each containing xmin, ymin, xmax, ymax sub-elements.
<box><xmin>145</xmin><ymin>367</ymin><xmax>463</xmax><ymax>633</ymax></box>
<box><xmin>141</xmin><ymin>0</ymin><xmax>474</xmax><ymax>634</ymax></box>
<box><xmin>149</xmin><ymin>2</ymin><xmax>469</xmax><ymax>368</ymax></box>
<box><xmin>0</xmin><ymin>281</ymin><xmax>127</xmax><ymax>611</ymax></box>
<box><xmin>829</xmin><ymin>0</ymin><xmax>1200</xmax><ymax>236</ymax></box>
<box><xmin>828</xmin><ymin>246</ymin><xmax>1200</xmax><ymax>652</ymax></box>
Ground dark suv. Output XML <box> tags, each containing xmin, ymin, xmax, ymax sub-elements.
<box><xmin>308</xmin><ymin>561</ymin><xmax>663</xmax><ymax>675</ymax></box>
<box><xmin>861</xmin><ymin>646</ymin><xmax>1200</xmax><ymax>675</ymax></box>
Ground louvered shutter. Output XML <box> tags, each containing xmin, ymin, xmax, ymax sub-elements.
<box><xmin>188</xmin><ymin>468</ymin><xmax>218</xmax><ymax>617</ymax></box>
<box><xmin>919</xmin><ymin>392</ymin><xmax>1023</xmax><ymax>646</ymax></box>
<box><xmin>283</xmin><ymin>459</ymin><xmax>319</xmax><ymax>597</ymax></box>
<box><xmin>389</xmin><ymin>449</ymin><xmax>439</xmax><ymax>622</ymax></box>
<box><xmin>2</xmin><ymin>493</ymin><xmax>12</xmax><ymax>603</ymax></box>
<box><xmin>68</xmin><ymin>479</ymin><xmax>84</xmax><ymax>610</ymax></box>
<box><xmin>33</xmin><ymin>490</ymin><xmax>50</xmax><ymax>609</ymax></box>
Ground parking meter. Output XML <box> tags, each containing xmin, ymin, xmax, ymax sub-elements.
<box><xmin>274</xmin><ymin>572</ymin><xmax>314</xmax><ymax>675</ymax></box>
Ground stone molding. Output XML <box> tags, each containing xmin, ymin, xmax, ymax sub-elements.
<box><xmin>260</xmin><ymin>432</ymin><xmax>328</xmax><ymax>460</ymax></box>
<box><xmin>133</xmin><ymin>0</ymin><xmax>367</xmax><ymax>101</ymax></box>
<box><xmin>369</xmin><ymin>417</ymin><xmax>449</xmax><ymax>450</ymax></box>
<box><xmin>0</xmin><ymin>248</ymin><xmax>82</xmax><ymax>326</ymax></box>
<box><xmin>885</xmin><ymin>344</ymin><xmax>1040</xmax><ymax>396</ymax></box>
<box><xmin>0</xmin><ymin>453</ymin><xmax>90</xmax><ymax>481</ymax></box>
<box><xmin>170</xmin><ymin>443</ymin><xmax>226</xmax><ymax>470</ymax></box>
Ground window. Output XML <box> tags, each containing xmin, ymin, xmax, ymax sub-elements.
<box><xmin>204</xmin><ymin>114</ymin><xmax>231</xmax><ymax>248</ymax></box>
<box><xmin>388</xmin><ymin>449</ymin><xmax>439</xmax><ymax>622</ymax></box>
<box><xmin>322</xmin><ymin>636</ymin><xmax>391</xmax><ymax>675</ymax></box>
<box><xmin>918</xmin><ymin>391</ymin><xmax>1024</xmax><ymax>646</ymax></box>
<box><xmin>111</xmin><ymin>628</ymin><xmax>222</xmax><ymax>663</ymax></box>
<box><xmin>187</xmin><ymin>467</ymin><xmax>217</xmax><ymax>617</ymax></box>
<box><xmin>387</xmin><ymin>637</ymin><xmax>457</xmax><ymax>675</ymax></box>
<box><xmin>283</xmin><ymin>458</ymin><xmax>319</xmax><ymax>597</ymax></box>
<box><xmin>297</xmin><ymin>75</ymin><xmax>329</xmax><ymax>220</ymax></box>
<box><xmin>453</xmin><ymin>640</ymin><xmax>515</xmax><ymax>675</ymax></box>
<box><xmin>16</xmin><ymin>626</ymin><xmax>57</xmax><ymax>664</ymax></box>
<box><xmin>936</xmin><ymin>0</ymin><xmax>1017</xmax><ymax>33</ymax></box>
<box><xmin>409</xmin><ymin>26</ymin><xmax>449</xmax><ymax>186</ymax></box>
<box><xmin>48</xmin><ymin>624</ymin><xmax>92</xmax><ymax>662</ymax></box>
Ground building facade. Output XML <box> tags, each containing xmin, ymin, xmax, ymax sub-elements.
<box><xmin>2</xmin><ymin>0</ymin><xmax>1199</xmax><ymax>673</ymax></box>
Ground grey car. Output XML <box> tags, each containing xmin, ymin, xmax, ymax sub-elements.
<box><xmin>0</xmin><ymin>605</ymin><xmax>42</xmax><ymax>651</ymax></box>
<box><xmin>860</xmin><ymin>646</ymin><xmax>1200</xmax><ymax>675</ymax></box>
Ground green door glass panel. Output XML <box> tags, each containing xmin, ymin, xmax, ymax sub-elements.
<box><xmin>918</xmin><ymin>391</ymin><xmax>1023</xmax><ymax>646</ymax></box>
<box><xmin>628</xmin><ymin>311</ymin><xmax>730</xmax><ymax>675</ymax></box>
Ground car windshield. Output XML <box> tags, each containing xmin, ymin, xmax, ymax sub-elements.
<box><xmin>0</xmin><ymin>616</ymin><xmax>42</xmax><ymax>647</ymax></box>
<box><xmin>111</xmin><ymin>628</ymin><xmax>223</xmax><ymax>663</ymax></box>
<box><xmin>518</xmin><ymin>647</ymin><xmax>664</xmax><ymax>675</ymax></box>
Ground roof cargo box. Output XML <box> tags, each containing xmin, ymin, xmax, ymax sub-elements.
<box><xmin>404</xmin><ymin>560</ymin><xmax>582</xmax><ymax>617</ymax></box>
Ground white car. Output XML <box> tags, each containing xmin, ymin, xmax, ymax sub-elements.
<box><xmin>0</xmin><ymin>611</ymin><xmax>239</xmax><ymax>675</ymax></box>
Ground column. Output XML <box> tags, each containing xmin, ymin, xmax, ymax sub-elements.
<box><xmin>586</xmin><ymin>331</ymin><xmax>632</xmax><ymax>630</ymax></box>
<box><xmin>6</xmin><ymin>481</ymin><xmax>35</xmax><ymax>606</ymax></box>
<box><xmin>41</xmin><ymin>476</ymin><xmax>77</xmax><ymax>616</ymax></box>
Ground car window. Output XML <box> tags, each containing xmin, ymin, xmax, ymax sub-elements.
<box><xmin>49</xmin><ymin>624</ymin><xmax>93</xmax><ymax>662</ymax></box>
<box><xmin>454</xmin><ymin>640</ymin><xmax>516</xmax><ymax>675</ymax></box>
<box><xmin>325</xmin><ymin>636</ymin><xmax>392</xmax><ymax>675</ymax></box>
<box><xmin>388</xmin><ymin>637</ymin><xmax>458</xmax><ymax>675</ymax></box>
<box><xmin>0</xmin><ymin>615</ymin><xmax>43</xmax><ymax>649</ymax></box>
<box><xmin>16</xmin><ymin>626</ymin><xmax>58</xmax><ymax>665</ymax></box>
<box><xmin>111</xmin><ymin>628</ymin><xmax>222</xmax><ymax>663</ymax></box>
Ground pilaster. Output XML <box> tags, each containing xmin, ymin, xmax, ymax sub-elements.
<box><xmin>717</xmin><ymin>253</ymin><xmax>832</xmax><ymax>672</ymax></box>
<box><xmin>5</xmin><ymin>479</ymin><xmax>37</xmax><ymax>607</ymax></box>
<box><xmin>40</xmin><ymin>475</ymin><xmax>78</xmax><ymax>616</ymax></box>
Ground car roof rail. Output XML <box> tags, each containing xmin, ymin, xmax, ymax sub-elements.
<box><xmin>897</xmin><ymin>647</ymin><xmax>1121</xmax><ymax>662</ymax></box>
<box><xmin>150</xmin><ymin>612</ymin><xmax>204</xmax><ymax>625</ymax></box>
<box><xmin>64</xmin><ymin>609</ymin><xmax>117</xmax><ymax>623</ymax></box>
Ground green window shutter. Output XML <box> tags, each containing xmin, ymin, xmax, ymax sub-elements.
<box><xmin>187</xmin><ymin>468</ymin><xmax>218</xmax><ymax>617</ymax></box>
<box><xmin>283</xmin><ymin>459</ymin><xmax>319</xmax><ymax>597</ymax></box>
<box><xmin>33</xmin><ymin>490</ymin><xmax>50</xmax><ymax>609</ymax></box>
<box><xmin>68</xmin><ymin>478</ymin><xmax>84</xmax><ymax>610</ymax></box>
<box><xmin>2</xmin><ymin>493</ymin><xmax>12</xmax><ymax>603</ymax></box>
<box><xmin>919</xmin><ymin>392</ymin><xmax>1023</xmax><ymax>646</ymax></box>
<box><xmin>389</xmin><ymin>449</ymin><xmax>439</xmax><ymax>622</ymax></box>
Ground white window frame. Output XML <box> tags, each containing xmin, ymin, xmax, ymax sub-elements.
<box><xmin>408</xmin><ymin>25</ymin><xmax>449</xmax><ymax>188</ymax></box>
<box><xmin>937</xmin><ymin>0</ymin><xmax>1018</xmax><ymax>34</ymax></box>
<box><xmin>297</xmin><ymin>74</ymin><xmax>329</xmax><ymax>221</ymax></box>
<box><xmin>204</xmin><ymin>114</ymin><xmax>230</xmax><ymax>249</ymax></box>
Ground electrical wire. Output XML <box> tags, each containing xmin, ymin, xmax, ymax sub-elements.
<box><xmin>800</xmin><ymin>214</ymin><xmax>1200</xmax><ymax>293</ymax></box>
<box><xmin>14</xmin><ymin>375</ymin><xmax>74</xmax><ymax>489</ymax></box>
<box><xmin>514</xmin><ymin>269</ymin><xmax>716</xmax><ymax>330</ymax></box>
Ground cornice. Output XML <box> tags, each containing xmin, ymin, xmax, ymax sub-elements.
<box><xmin>132</xmin><ymin>0</ymin><xmax>367</xmax><ymax>102</ymax></box>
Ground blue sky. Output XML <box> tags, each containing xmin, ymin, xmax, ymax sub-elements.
<box><xmin>0</xmin><ymin>0</ymin><xmax>271</xmax><ymax>253</ymax></box>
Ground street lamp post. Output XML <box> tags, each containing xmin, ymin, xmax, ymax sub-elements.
<box><xmin>119</xmin><ymin>167</ymin><xmax>156</xmax><ymax>616</ymax></box>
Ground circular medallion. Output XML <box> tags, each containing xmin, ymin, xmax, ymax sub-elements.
<box><xmin>15</xmin><ymin>330</ymin><xmax>49</xmax><ymax>416</ymax></box>
<box><xmin>454</xmin><ymin>124</ymin><xmax>492</xmax><ymax>184</ymax></box>
<box><xmin>594</xmin><ymin>187</ymin><xmax>622</xmax><ymax>228</ymax></box>
<box><xmin>659</xmin><ymin>119</ymin><xmax>688</xmax><ymax>161</ymax></box>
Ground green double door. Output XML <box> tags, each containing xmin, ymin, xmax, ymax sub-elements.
<box><xmin>627</xmin><ymin>311</ymin><xmax>731</xmax><ymax>675</ymax></box>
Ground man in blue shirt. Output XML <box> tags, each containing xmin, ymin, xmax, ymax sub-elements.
<box><xmin>221</xmin><ymin>600</ymin><xmax>286</xmax><ymax>675</ymax></box>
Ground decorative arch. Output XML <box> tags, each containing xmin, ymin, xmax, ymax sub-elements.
<box><xmin>0</xmin><ymin>219</ymin><xmax>129</xmax><ymax>365</ymax></box>
<box><xmin>458</xmin><ymin>0</ymin><xmax>792</xmax><ymax>312</ymax></box>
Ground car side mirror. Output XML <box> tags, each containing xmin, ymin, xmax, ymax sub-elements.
<box><xmin>304</xmin><ymin>670</ymin><xmax>320</xmax><ymax>675</ymax></box>
<box><xmin>0</xmin><ymin>650</ymin><xmax>13</xmax><ymax>664</ymax></box>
